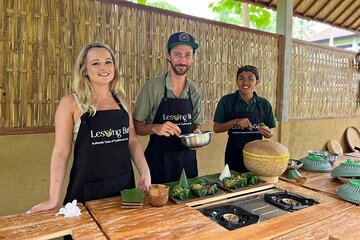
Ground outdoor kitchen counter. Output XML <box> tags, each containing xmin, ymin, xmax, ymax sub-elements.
<box><xmin>0</xmin><ymin>203</ymin><xmax>105</xmax><ymax>240</ymax></box>
<box><xmin>279</xmin><ymin>154</ymin><xmax>360</xmax><ymax>197</ymax></box>
<box><xmin>85</xmin><ymin>181</ymin><xmax>355</xmax><ymax>240</ymax></box>
<box><xmin>273</xmin><ymin>206</ymin><xmax>360</xmax><ymax>240</ymax></box>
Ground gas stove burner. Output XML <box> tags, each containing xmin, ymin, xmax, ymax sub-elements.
<box><xmin>264</xmin><ymin>191</ymin><xmax>316</xmax><ymax>212</ymax></box>
<box><xmin>222</xmin><ymin>213</ymin><xmax>240</xmax><ymax>224</ymax></box>
<box><xmin>201</xmin><ymin>204</ymin><xmax>260</xmax><ymax>230</ymax></box>
<box><xmin>279</xmin><ymin>198</ymin><xmax>301</xmax><ymax>207</ymax></box>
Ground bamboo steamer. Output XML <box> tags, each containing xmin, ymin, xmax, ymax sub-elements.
<box><xmin>243</xmin><ymin>139</ymin><xmax>289</xmax><ymax>183</ymax></box>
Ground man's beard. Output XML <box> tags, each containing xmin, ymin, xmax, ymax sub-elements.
<box><xmin>169</xmin><ymin>60</ymin><xmax>191</xmax><ymax>76</ymax></box>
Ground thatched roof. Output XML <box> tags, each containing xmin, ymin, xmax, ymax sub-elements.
<box><xmin>241</xmin><ymin>0</ymin><xmax>360</xmax><ymax>34</ymax></box>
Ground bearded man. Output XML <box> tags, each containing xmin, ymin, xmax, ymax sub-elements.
<box><xmin>133</xmin><ymin>32</ymin><xmax>204</xmax><ymax>184</ymax></box>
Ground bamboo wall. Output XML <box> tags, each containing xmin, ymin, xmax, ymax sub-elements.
<box><xmin>291</xmin><ymin>40</ymin><xmax>360</xmax><ymax>118</ymax></box>
<box><xmin>0</xmin><ymin>0</ymin><xmax>279</xmax><ymax>130</ymax></box>
<box><xmin>0</xmin><ymin>0</ymin><xmax>359</xmax><ymax>132</ymax></box>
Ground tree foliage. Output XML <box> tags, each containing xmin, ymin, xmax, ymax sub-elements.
<box><xmin>133</xmin><ymin>0</ymin><xmax>180</xmax><ymax>12</ymax></box>
<box><xmin>209</xmin><ymin>0</ymin><xmax>272</xmax><ymax>30</ymax></box>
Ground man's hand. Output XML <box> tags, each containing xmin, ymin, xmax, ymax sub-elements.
<box><xmin>151</xmin><ymin>121</ymin><xmax>181</xmax><ymax>137</ymax></box>
<box><xmin>259</xmin><ymin>125</ymin><xmax>273</xmax><ymax>138</ymax></box>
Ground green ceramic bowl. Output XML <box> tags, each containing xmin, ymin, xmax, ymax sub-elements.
<box><xmin>331</xmin><ymin>159</ymin><xmax>360</xmax><ymax>177</ymax></box>
<box><xmin>300</xmin><ymin>155</ymin><xmax>332</xmax><ymax>173</ymax></box>
<box><xmin>336</xmin><ymin>180</ymin><xmax>360</xmax><ymax>204</ymax></box>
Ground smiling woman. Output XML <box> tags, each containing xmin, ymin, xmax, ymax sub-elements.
<box><xmin>28</xmin><ymin>42</ymin><xmax>151</xmax><ymax>215</ymax></box>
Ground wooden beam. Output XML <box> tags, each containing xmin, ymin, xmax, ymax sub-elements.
<box><xmin>294</xmin><ymin>0</ymin><xmax>305</xmax><ymax>13</ymax></box>
<box><xmin>301</xmin><ymin>0</ymin><xmax>318</xmax><ymax>17</ymax></box>
<box><xmin>332</xmin><ymin>0</ymin><xmax>356</xmax><ymax>25</ymax></box>
<box><xmin>321</xmin><ymin>0</ymin><xmax>344</xmax><ymax>21</ymax></box>
<box><xmin>0</xmin><ymin>126</ymin><xmax>55</xmax><ymax>135</ymax></box>
<box><xmin>339</xmin><ymin>4</ymin><xmax>360</xmax><ymax>28</ymax></box>
<box><xmin>313</xmin><ymin>0</ymin><xmax>331</xmax><ymax>19</ymax></box>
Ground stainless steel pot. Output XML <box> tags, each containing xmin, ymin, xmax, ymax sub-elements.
<box><xmin>308</xmin><ymin>150</ymin><xmax>339</xmax><ymax>164</ymax></box>
<box><xmin>179</xmin><ymin>131</ymin><xmax>211</xmax><ymax>148</ymax></box>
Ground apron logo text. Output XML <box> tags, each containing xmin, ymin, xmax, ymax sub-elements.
<box><xmin>162</xmin><ymin>113</ymin><xmax>191</xmax><ymax>122</ymax></box>
<box><xmin>90</xmin><ymin>127</ymin><xmax>129</xmax><ymax>139</ymax></box>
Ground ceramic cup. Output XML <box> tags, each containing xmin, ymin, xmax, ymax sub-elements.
<box><xmin>148</xmin><ymin>184</ymin><xmax>169</xmax><ymax>207</ymax></box>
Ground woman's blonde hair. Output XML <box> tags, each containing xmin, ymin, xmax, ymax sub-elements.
<box><xmin>72</xmin><ymin>42</ymin><xmax>124</xmax><ymax>115</ymax></box>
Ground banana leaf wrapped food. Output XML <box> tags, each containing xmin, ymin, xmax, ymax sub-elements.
<box><xmin>171</xmin><ymin>185</ymin><xmax>190</xmax><ymax>200</ymax></box>
<box><xmin>235</xmin><ymin>175</ymin><xmax>248</xmax><ymax>187</ymax></box>
<box><xmin>171</xmin><ymin>169</ymin><xmax>190</xmax><ymax>200</ymax></box>
<box><xmin>223</xmin><ymin>177</ymin><xmax>238</xmax><ymax>189</ymax></box>
<box><xmin>190</xmin><ymin>183</ymin><xmax>207</xmax><ymax>197</ymax></box>
<box><xmin>223</xmin><ymin>175</ymin><xmax>248</xmax><ymax>189</ymax></box>
<box><xmin>205</xmin><ymin>183</ymin><xmax>218</xmax><ymax>195</ymax></box>
<box><xmin>248</xmin><ymin>175</ymin><xmax>259</xmax><ymax>185</ymax></box>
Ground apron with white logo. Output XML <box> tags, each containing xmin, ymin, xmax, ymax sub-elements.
<box><xmin>145</xmin><ymin>77</ymin><xmax>198</xmax><ymax>183</ymax></box>
<box><xmin>64</xmin><ymin>95</ymin><xmax>135</xmax><ymax>204</ymax></box>
<box><xmin>225</xmin><ymin>95</ymin><xmax>264</xmax><ymax>173</ymax></box>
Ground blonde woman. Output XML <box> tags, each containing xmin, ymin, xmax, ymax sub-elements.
<box><xmin>29</xmin><ymin>42</ymin><xmax>151</xmax><ymax>213</ymax></box>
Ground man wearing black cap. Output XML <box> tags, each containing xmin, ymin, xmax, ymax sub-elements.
<box><xmin>213</xmin><ymin>65</ymin><xmax>276</xmax><ymax>173</ymax></box>
<box><xmin>133</xmin><ymin>32</ymin><xmax>204</xmax><ymax>183</ymax></box>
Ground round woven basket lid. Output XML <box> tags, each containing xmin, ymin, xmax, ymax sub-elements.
<box><xmin>326</xmin><ymin>140</ymin><xmax>343</xmax><ymax>155</ymax></box>
<box><xmin>243</xmin><ymin>139</ymin><xmax>289</xmax><ymax>156</ymax></box>
<box><xmin>345</xmin><ymin>127</ymin><xmax>360</xmax><ymax>151</ymax></box>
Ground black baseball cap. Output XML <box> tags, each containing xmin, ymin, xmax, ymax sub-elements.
<box><xmin>237</xmin><ymin>65</ymin><xmax>259</xmax><ymax>80</ymax></box>
<box><xmin>167</xmin><ymin>32</ymin><xmax>199</xmax><ymax>52</ymax></box>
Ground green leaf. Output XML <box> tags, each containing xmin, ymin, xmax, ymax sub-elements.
<box><xmin>178</xmin><ymin>169</ymin><xmax>189</xmax><ymax>188</ymax></box>
<box><xmin>137</xmin><ymin>0</ymin><xmax>147</xmax><ymax>4</ymax></box>
<box><xmin>120</xmin><ymin>188</ymin><xmax>143</xmax><ymax>203</ymax></box>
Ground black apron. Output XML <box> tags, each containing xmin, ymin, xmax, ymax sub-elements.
<box><xmin>225</xmin><ymin>93</ymin><xmax>264</xmax><ymax>173</ymax></box>
<box><xmin>64</xmin><ymin>94</ymin><xmax>135</xmax><ymax>204</ymax></box>
<box><xmin>144</xmin><ymin>75</ymin><xmax>198</xmax><ymax>184</ymax></box>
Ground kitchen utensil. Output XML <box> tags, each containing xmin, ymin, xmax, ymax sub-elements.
<box><xmin>308</xmin><ymin>150</ymin><xmax>339</xmax><ymax>164</ymax></box>
<box><xmin>345</xmin><ymin>126</ymin><xmax>360</xmax><ymax>152</ymax></box>
<box><xmin>331</xmin><ymin>159</ymin><xmax>360</xmax><ymax>177</ymax></box>
<box><xmin>179</xmin><ymin>131</ymin><xmax>211</xmax><ymax>148</ymax></box>
<box><xmin>326</xmin><ymin>139</ymin><xmax>343</xmax><ymax>155</ymax></box>
<box><xmin>287</xmin><ymin>159</ymin><xmax>303</xmax><ymax>170</ymax></box>
<box><xmin>243</xmin><ymin>139</ymin><xmax>289</xmax><ymax>183</ymax></box>
<box><xmin>287</xmin><ymin>169</ymin><xmax>302</xmax><ymax>179</ymax></box>
<box><xmin>148</xmin><ymin>184</ymin><xmax>169</xmax><ymax>207</ymax></box>
<box><xmin>300</xmin><ymin>155</ymin><xmax>332</xmax><ymax>172</ymax></box>
<box><xmin>336</xmin><ymin>180</ymin><xmax>360</xmax><ymax>204</ymax></box>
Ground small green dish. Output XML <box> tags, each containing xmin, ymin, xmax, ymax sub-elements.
<box><xmin>287</xmin><ymin>159</ymin><xmax>303</xmax><ymax>170</ymax></box>
<box><xmin>331</xmin><ymin>159</ymin><xmax>360</xmax><ymax>177</ymax></box>
<box><xmin>336</xmin><ymin>180</ymin><xmax>360</xmax><ymax>204</ymax></box>
<box><xmin>300</xmin><ymin>155</ymin><xmax>332</xmax><ymax>173</ymax></box>
<box><xmin>287</xmin><ymin>169</ymin><xmax>302</xmax><ymax>179</ymax></box>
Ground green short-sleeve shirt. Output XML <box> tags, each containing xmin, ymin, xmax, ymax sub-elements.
<box><xmin>213</xmin><ymin>91</ymin><xmax>276</xmax><ymax>128</ymax></box>
<box><xmin>133</xmin><ymin>72</ymin><xmax>205</xmax><ymax>125</ymax></box>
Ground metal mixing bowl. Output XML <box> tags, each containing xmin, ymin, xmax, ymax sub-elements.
<box><xmin>308</xmin><ymin>150</ymin><xmax>339</xmax><ymax>164</ymax></box>
<box><xmin>179</xmin><ymin>131</ymin><xmax>211</xmax><ymax>148</ymax></box>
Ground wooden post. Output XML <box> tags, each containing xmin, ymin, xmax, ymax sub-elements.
<box><xmin>276</xmin><ymin>0</ymin><xmax>293</xmax><ymax>146</ymax></box>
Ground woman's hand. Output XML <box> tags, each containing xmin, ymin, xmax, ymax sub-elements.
<box><xmin>138</xmin><ymin>173</ymin><xmax>151</xmax><ymax>193</ymax></box>
<box><xmin>27</xmin><ymin>199</ymin><xmax>59</xmax><ymax>214</ymax></box>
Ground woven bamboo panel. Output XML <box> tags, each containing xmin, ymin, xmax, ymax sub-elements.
<box><xmin>0</xmin><ymin>0</ymin><xmax>279</xmax><ymax>130</ymax></box>
<box><xmin>291</xmin><ymin>40</ymin><xmax>360</xmax><ymax>118</ymax></box>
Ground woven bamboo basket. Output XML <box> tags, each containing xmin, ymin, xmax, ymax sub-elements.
<box><xmin>345</xmin><ymin>127</ymin><xmax>360</xmax><ymax>152</ymax></box>
<box><xmin>243</xmin><ymin>139</ymin><xmax>289</xmax><ymax>183</ymax></box>
<box><xmin>326</xmin><ymin>139</ymin><xmax>343</xmax><ymax>155</ymax></box>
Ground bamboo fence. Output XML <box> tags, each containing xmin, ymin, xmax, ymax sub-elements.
<box><xmin>291</xmin><ymin>40</ymin><xmax>360</xmax><ymax>118</ymax></box>
<box><xmin>0</xmin><ymin>0</ymin><xmax>359</xmax><ymax>133</ymax></box>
